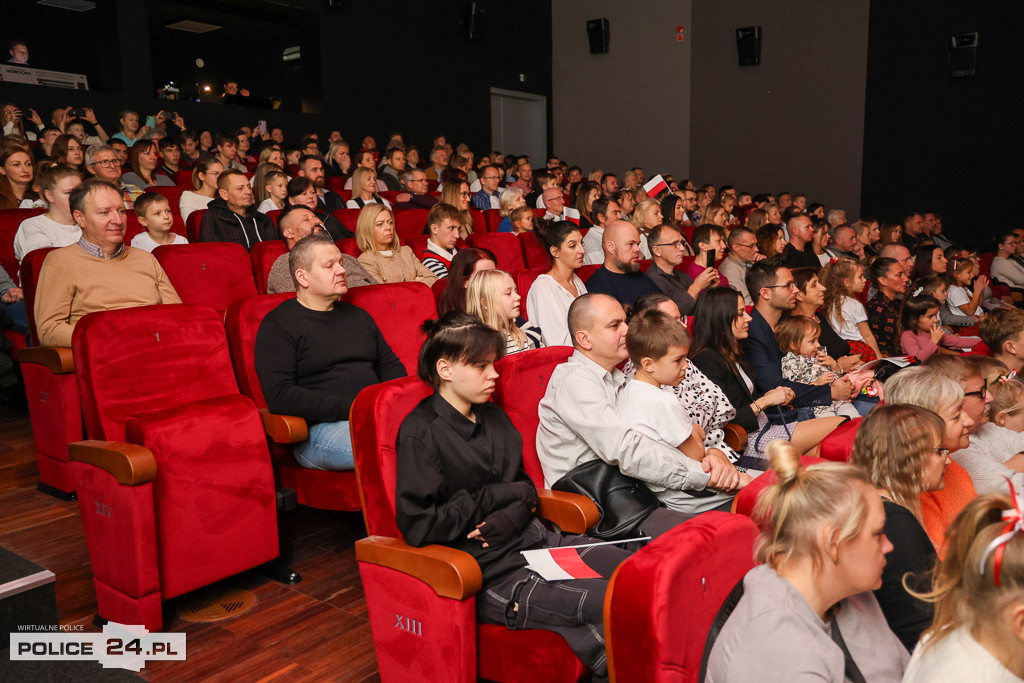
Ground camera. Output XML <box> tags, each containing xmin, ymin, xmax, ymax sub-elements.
<box><xmin>68</xmin><ymin>107</ymin><xmax>86</xmax><ymax>118</ymax></box>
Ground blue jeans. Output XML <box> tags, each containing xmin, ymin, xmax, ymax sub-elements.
<box><xmin>2</xmin><ymin>300</ymin><xmax>28</xmax><ymax>334</ymax></box>
<box><xmin>293</xmin><ymin>420</ymin><xmax>354</xmax><ymax>470</ymax></box>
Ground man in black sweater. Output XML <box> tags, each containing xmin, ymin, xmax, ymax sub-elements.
<box><xmin>255</xmin><ymin>234</ymin><xmax>405</xmax><ymax>470</ymax></box>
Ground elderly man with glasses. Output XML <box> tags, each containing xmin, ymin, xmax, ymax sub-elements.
<box><xmin>85</xmin><ymin>144</ymin><xmax>142</xmax><ymax>209</ymax></box>
<box><xmin>471</xmin><ymin>164</ymin><xmax>503</xmax><ymax>210</ymax></box>
<box><xmin>720</xmin><ymin>226</ymin><xmax>762</xmax><ymax>305</ymax></box>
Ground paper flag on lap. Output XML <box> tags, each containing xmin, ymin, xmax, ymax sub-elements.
<box><xmin>563</xmin><ymin>206</ymin><xmax>581</xmax><ymax>224</ymax></box>
<box><xmin>521</xmin><ymin>538</ymin><xmax>650</xmax><ymax>581</ymax></box>
<box><xmin>643</xmin><ymin>174</ymin><xmax>668</xmax><ymax>197</ymax></box>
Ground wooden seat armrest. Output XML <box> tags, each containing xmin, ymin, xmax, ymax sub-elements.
<box><xmin>18</xmin><ymin>346</ymin><xmax>75</xmax><ymax>373</ymax></box>
<box><xmin>536</xmin><ymin>489</ymin><xmax>600</xmax><ymax>534</ymax></box>
<box><xmin>259</xmin><ymin>410</ymin><xmax>309</xmax><ymax>444</ymax></box>
<box><xmin>723</xmin><ymin>422</ymin><xmax>748</xmax><ymax>452</ymax></box>
<box><xmin>355</xmin><ymin>536</ymin><xmax>482</xmax><ymax>600</ymax></box>
<box><xmin>68</xmin><ymin>440</ymin><xmax>157</xmax><ymax>486</ymax></box>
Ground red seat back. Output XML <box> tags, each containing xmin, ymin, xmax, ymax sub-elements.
<box><xmin>153</xmin><ymin>242</ymin><xmax>258</xmax><ymax>312</ymax></box>
<box><xmin>344</xmin><ymin>282</ymin><xmax>437</xmax><ymax>376</ymax></box>
<box><xmin>250</xmin><ymin>240</ymin><xmax>289</xmax><ymax>295</ymax></box>
<box><xmin>332</xmin><ymin>208</ymin><xmax>362</xmax><ymax>233</ymax></box>
<box><xmin>225</xmin><ymin>293</ymin><xmax>295</xmax><ymax>409</ymax></box>
<box><xmin>483</xmin><ymin>209</ymin><xmax>502</xmax><ymax>232</ymax></box>
<box><xmin>337</xmin><ymin>238</ymin><xmax>361</xmax><ymax>258</ymax></box>
<box><xmin>266</xmin><ymin>209</ymin><xmax>283</xmax><ymax>226</ymax></box>
<box><xmin>185</xmin><ymin>209</ymin><xmax>205</xmax><ymax>242</ymax></box>
<box><xmin>0</xmin><ymin>207</ymin><xmax>46</xmax><ymax>285</ymax></box>
<box><xmin>124</xmin><ymin>210</ymin><xmax>187</xmax><ymax>244</ymax></box>
<box><xmin>515</xmin><ymin>268</ymin><xmax>548</xmax><ymax>321</ymax></box>
<box><xmin>326</xmin><ymin>176</ymin><xmax>345</xmax><ymax>195</ymax></box>
<box><xmin>469</xmin><ymin>208</ymin><xmax>486</xmax><ymax>235</ymax></box>
<box><xmin>144</xmin><ymin>185</ymin><xmax>187</xmax><ymax>215</ymax></box>
<box><xmin>174</xmin><ymin>168</ymin><xmax>194</xmax><ymax>187</ymax></box>
<box><xmin>431</xmin><ymin>278</ymin><xmax>447</xmax><ymax>309</ymax></box>
<box><xmin>518</xmin><ymin>231</ymin><xmax>550</xmax><ymax>269</ymax></box>
<box><xmin>819</xmin><ymin>417</ymin><xmax>862</xmax><ymax>462</ymax></box>
<box><xmin>733</xmin><ymin>456</ymin><xmax>828</xmax><ymax>517</ymax></box>
<box><xmin>466</xmin><ymin>233</ymin><xmax>525</xmax><ymax>272</ymax></box>
<box><xmin>493</xmin><ymin>347</ymin><xmax>574</xmax><ymax>487</ymax></box>
<box><xmin>979</xmin><ymin>252</ymin><xmax>995</xmax><ymax>279</ymax></box>
<box><xmin>532</xmin><ymin>208</ymin><xmax>546</xmax><ymax>219</ymax></box>
<box><xmin>350</xmin><ymin>376</ymin><xmax>433</xmax><ymax>537</ymax></box>
<box><xmin>379</xmin><ymin>191</ymin><xmax>401</xmax><ymax>206</ymax></box>
<box><xmin>578</xmin><ymin>264</ymin><xmax>600</xmax><ymax>282</ymax></box>
<box><xmin>72</xmin><ymin>304</ymin><xmax>240</xmax><ymax>442</ymax></box>
<box><xmin>394</xmin><ymin>208</ymin><xmax>429</xmax><ymax>243</ymax></box>
<box><xmin>605</xmin><ymin>512</ymin><xmax>759</xmax><ymax>682</ymax></box>
<box><xmin>19</xmin><ymin>246</ymin><xmax>56</xmax><ymax>341</ymax></box>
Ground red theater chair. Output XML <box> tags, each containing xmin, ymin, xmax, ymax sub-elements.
<box><xmin>17</xmin><ymin>247</ymin><xmax>81</xmax><ymax>497</ymax></box>
<box><xmin>143</xmin><ymin>185</ymin><xmax>187</xmax><ymax>214</ymax></box>
<box><xmin>225</xmin><ymin>293</ymin><xmax>361</xmax><ymax>512</ymax></box>
<box><xmin>483</xmin><ymin>209</ymin><xmax>502</xmax><ymax>232</ymax></box>
<box><xmin>174</xmin><ymin>169</ymin><xmax>193</xmax><ymax>187</ymax></box>
<box><xmin>68</xmin><ymin>304</ymin><xmax>279</xmax><ymax>630</ymax></box>
<box><xmin>469</xmin><ymin>208</ymin><xmax>486</xmax><ymax>235</ymax></box>
<box><xmin>337</xmin><ymin>238</ymin><xmax>361</xmax><ymax>258</ymax></box>
<box><xmin>250</xmin><ymin>240</ymin><xmax>289</xmax><ymax>295</ymax></box>
<box><xmin>516</xmin><ymin>268</ymin><xmax>548</xmax><ymax>320</ymax></box>
<box><xmin>123</xmin><ymin>210</ymin><xmax>187</xmax><ymax>244</ymax></box>
<box><xmin>431</xmin><ymin>279</ymin><xmax>447</xmax><ymax>309</ymax></box>
<box><xmin>819</xmin><ymin>417</ymin><xmax>862</xmax><ymax>461</ymax></box>
<box><xmin>519</xmin><ymin>231</ymin><xmax>550</xmax><ymax>269</ymax></box>
<box><xmin>332</xmin><ymin>208</ymin><xmax>362</xmax><ymax>232</ymax></box>
<box><xmin>351</xmin><ymin>376</ymin><xmax>600</xmax><ymax>682</ymax></box>
<box><xmin>153</xmin><ymin>242</ymin><xmax>258</xmax><ymax>313</ymax></box>
<box><xmin>732</xmin><ymin>456</ymin><xmax>829</xmax><ymax>517</ymax></box>
<box><xmin>604</xmin><ymin>512</ymin><xmax>759</xmax><ymax>682</ymax></box>
<box><xmin>344</xmin><ymin>282</ymin><xmax>437</xmax><ymax>376</ymax></box>
<box><xmin>185</xmin><ymin>209</ymin><xmax>205</xmax><ymax>242</ymax></box>
<box><xmin>466</xmin><ymin>233</ymin><xmax>525</xmax><ymax>272</ymax></box>
<box><xmin>0</xmin><ymin>207</ymin><xmax>45</xmax><ymax>285</ymax></box>
<box><xmin>394</xmin><ymin>208</ymin><xmax>429</xmax><ymax>243</ymax></box>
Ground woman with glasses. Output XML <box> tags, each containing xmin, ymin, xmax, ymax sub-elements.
<box><xmin>439</xmin><ymin>178</ymin><xmax>475</xmax><ymax>238</ymax></box>
<box><xmin>884</xmin><ymin>365</ymin><xmax>979</xmax><ymax>549</ymax></box>
<box><xmin>850</xmin><ymin>404</ymin><xmax>949</xmax><ymax>651</ymax></box>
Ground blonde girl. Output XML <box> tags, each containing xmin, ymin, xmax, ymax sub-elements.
<box><xmin>466</xmin><ymin>269</ymin><xmax>538</xmax><ymax>355</ymax></box>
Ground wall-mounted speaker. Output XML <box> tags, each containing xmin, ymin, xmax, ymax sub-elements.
<box><xmin>949</xmin><ymin>32</ymin><xmax>978</xmax><ymax>78</ymax></box>
<box><xmin>587</xmin><ymin>18</ymin><xmax>609</xmax><ymax>54</ymax></box>
<box><xmin>736</xmin><ymin>26</ymin><xmax>761</xmax><ymax>66</ymax></box>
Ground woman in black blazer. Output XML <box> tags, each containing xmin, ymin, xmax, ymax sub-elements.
<box><xmin>689</xmin><ymin>288</ymin><xmax>843</xmax><ymax>458</ymax></box>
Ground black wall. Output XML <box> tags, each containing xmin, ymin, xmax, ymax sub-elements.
<box><xmin>2</xmin><ymin>0</ymin><xmax>553</xmax><ymax>154</ymax></box>
<box><xmin>862</xmin><ymin>2</ymin><xmax>1024</xmax><ymax>248</ymax></box>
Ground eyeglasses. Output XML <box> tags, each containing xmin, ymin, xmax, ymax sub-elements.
<box><xmin>459</xmin><ymin>192</ymin><xmax>471</xmax><ymax>197</ymax></box>
<box><xmin>90</xmin><ymin>159</ymin><xmax>119</xmax><ymax>168</ymax></box>
<box><xmin>733</xmin><ymin>242</ymin><xmax>758</xmax><ymax>249</ymax></box>
<box><xmin>932</xmin><ymin>448</ymin><xmax>950</xmax><ymax>458</ymax></box>
<box><xmin>655</xmin><ymin>240</ymin><xmax>684</xmax><ymax>248</ymax></box>
<box><xmin>963</xmin><ymin>378</ymin><xmax>989</xmax><ymax>400</ymax></box>
<box><xmin>764</xmin><ymin>282</ymin><xmax>799</xmax><ymax>291</ymax></box>
<box><xmin>482</xmin><ymin>175</ymin><xmax>501</xmax><ymax>181</ymax></box>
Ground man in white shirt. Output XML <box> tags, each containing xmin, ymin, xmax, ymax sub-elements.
<box><xmin>14</xmin><ymin>165</ymin><xmax>83</xmax><ymax>263</ymax></box>
<box><xmin>582</xmin><ymin>197</ymin><xmax>621</xmax><ymax>265</ymax></box>
<box><xmin>537</xmin><ymin>292</ymin><xmax>736</xmax><ymax>522</ymax></box>
<box><xmin>542</xmin><ymin>187</ymin><xmax>566</xmax><ymax>221</ymax></box>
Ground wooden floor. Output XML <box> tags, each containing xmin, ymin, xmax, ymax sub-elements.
<box><xmin>0</xmin><ymin>403</ymin><xmax>381</xmax><ymax>682</ymax></box>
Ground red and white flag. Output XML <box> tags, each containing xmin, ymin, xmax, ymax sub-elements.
<box><xmin>643</xmin><ymin>174</ymin><xmax>668</xmax><ymax>197</ymax></box>
<box><xmin>563</xmin><ymin>206</ymin><xmax>581</xmax><ymax>225</ymax></box>
<box><xmin>521</xmin><ymin>539</ymin><xmax>649</xmax><ymax>581</ymax></box>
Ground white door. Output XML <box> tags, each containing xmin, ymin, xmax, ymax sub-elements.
<box><xmin>490</xmin><ymin>87</ymin><xmax>547</xmax><ymax>164</ymax></box>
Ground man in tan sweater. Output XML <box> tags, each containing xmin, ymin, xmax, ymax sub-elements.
<box><xmin>34</xmin><ymin>179</ymin><xmax>181</xmax><ymax>348</ymax></box>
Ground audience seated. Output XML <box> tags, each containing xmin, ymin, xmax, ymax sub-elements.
<box><xmin>267</xmin><ymin>205</ymin><xmax>374</xmax><ymax>294</ymax></box>
<box><xmin>393</xmin><ymin>168</ymin><xmax>437</xmax><ymax>211</ymax></box>
<box><xmin>355</xmin><ymin>204</ymin><xmax>436</xmax><ymax>285</ymax></box>
<box><xmin>991</xmin><ymin>231</ymin><xmax>1024</xmax><ymax>291</ymax></box>
<box><xmin>179</xmin><ymin>158</ymin><xmax>222</xmax><ymax>221</ymax></box>
<box><xmin>979</xmin><ymin>307</ymin><xmax>1024</xmax><ymax>372</ymax></box>
<box><xmin>719</xmin><ymin>226</ymin><xmax>760</xmax><ymax>304</ymax></box>
<box><xmin>297</xmin><ymin>153</ymin><xmax>346</xmax><ymax>213</ymax></box>
<box><xmin>472</xmin><ymin>163</ymin><xmax>502</xmax><ymax>211</ymax></box>
<box><xmin>129</xmin><ymin>192</ymin><xmax>187</xmax><ymax>252</ymax></box>
<box><xmin>14</xmin><ymin>164</ymin><xmax>82</xmax><ymax>263</ymax></box>
<box><xmin>346</xmin><ymin>167</ymin><xmax>391</xmax><ymax>210</ymax></box>
<box><xmin>285</xmin><ymin>176</ymin><xmax>351</xmax><ymax>240</ymax></box>
<box><xmin>83</xmin><ymin>143</ymin><xmax>141</xmax><ymax>209</ymax></box>
<box><xmin>198</xmin><ymin>169</ymin><xmax>276</xmax><ymax>250</ymax></box>
<box><xmin>436</xmin><ymin>247</ymin><xmax>495</xmax><ymax>315</ymax></box>
<box><xmin>525</xmin><ymin>220</ymin><xmax>587</xmax><ymax>346</ymax></box>
<box><xmin>866</xmin><ymin>256</ymin><xmax>911</xmax><ymax>357</ymax></box>
<box><xmin>585</xmin><ymin>220</ymin><xmax>659</xmax><ymax>307</ymax></box>
<box><xmin>820</xmin><ymin>258</ymin><xmax>882</xmax><ymax>361</ymax></box>
<box><xmin>420</xmin><ymin>203</ymin><xmax>461</xmax><ymax>278</ymax></box>
<box><xmin>581</xmin><ymin>196</ymin><xmax>620</xmax><ymax>265</ymax></box>
<box><xmin>34</xmin><ymin>179</ymin><xmax>181</xmax><ymax>347</ymax></box>
<box><xmin>122</xmin><ymin>139</ymin><xmax>174</xmax><ymax>189</ymax></box>
<box><xmin>0</xmin><ymin>145</ymin><xmax>40</xmax><ymax>210</ymax></box>
<box><xmin>644</xmin><ymin>223</ymin><xmax>715</xmax><ymax>315</ymax></box>
<box><xmin>466</xmin><ymin>268</ymin><xmax>540</xmax><ymax>354</ymax></box>
<box><xmin>781</xmin><ymin>214</ymin><xmax>821</xmax><ymax>271</ymax></box>
<box><xmin>255</xmin><ymin>233</ymin><xmax>405</xmax><ymax>470</ymax></box>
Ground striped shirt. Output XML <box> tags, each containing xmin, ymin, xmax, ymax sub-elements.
<box><xmin>421</xmin><ymin>240</ymin><xmax>457</xmax><ymax>279</ymax></box>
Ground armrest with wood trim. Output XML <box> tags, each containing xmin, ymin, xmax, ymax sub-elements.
<box><xmin>536</xmin><ymin>489</ymin><xmax>600</xmax><ymax>533</ymax></box>
<box><xmin>723</xmin><ymin>422</ymin><xmax>748</xmax><ymax>453</ymax></box>
<box><xmin>68</xmin><ymin>440</ymin><xmax>157</xmax><ymax>486</ymax></box>
<box><xmin>355</xmin><ymin>535</ymin><xmax>482</xmax><ymax>600</ymax></box>
<box><xmin>259</xmin><ymin>410</ymin><xmax>309</xmax><ymax>444</ymax></box>
<box><xmin>17</xmin><ymin>346</ymin><xmax>75</xmax><ymax>373</ymax></box>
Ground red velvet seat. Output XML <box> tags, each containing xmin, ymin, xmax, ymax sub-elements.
<box><xmin>123</xmin><ymin>209</ymin><xmax>187</xmax><ymax>244</ymax></box>
<box><xmin>185</xmin><ymin>209</ymin><xmax>205</xmax><ymax>242</ymax></box>
<box><xmin>337</xmin><ymin>238</ymin><xmax>361</xmax><ymax>258</ymax></box>
<box><xmin>394</xmin><ymin>208</ymin><xmax>429</xmax><ymax>243</ymax></box>
<box><xmin>732</xmin><ymin>456</ymin><xmax>829</xmax><ymax>517</ymax></box>
<box><xmin>483</xmin><ymin>208</ymin><xmax>502</xmax><ymax>232</ymax></box>
<box><xmin>407</xmin><ymin>235</ymin><xmax>429</xmax><ymax>259</ymax></box>
<box><xmin>351</xmin><ymin>376</ymin><xmax>595</xmax><ymax>682</ymax></box>
<box><xmin>469</xmin><ymin>208</ymin><xmax>486</xmax><ymax>235</ymax></box>
<box><xmin>250</xmin><ymin>240</ymin><xmax>289</xmax><ymax>295</ymax></box>
<box><xmin>0</xmin><ymin>207</ymin><xmax>45</xmax><ymax>285</ymax></box>
<box><xmin>224</xmin><ymin>293</ymin><xmax>362</xmax><ymax>512</ymax></box>
<box><xmin>515</xmin><ymin>268</ymin><xmax>548</xmax><ymax>320</ymax></box>
<box><xmin>519</xmin><ymin>231</ymin><xmax>549</xmax><ymax>269</ymax></box>
<box><xmin>604</xmin><ymin>512</ymin><xmax>759</xmax><ymax>682</ymax></box>
<box><xmin>344</xmin><ymin>282</ymin><xmax>437</xmax><ymax>375</ymax></box>
<box><xmin>379</xmin><ymin>190</ymin><xmax>401</xmax><ymax>206</ymax></box>
<box><xmin>493</xmin><ymin>346</ymin><xmax>574</xmax><ymax>486</ymax></box>
<box><xmin>466</xmin><ymin>233</ymin><xmax>525</xmax><ymax>272</ymax></box>
<box><xmin>153</xmin><ymin>242</ymin><xmax>258</xmax><ymax>313</ymax></box>
<box><xmin>332</xmin><ymin>208</ymin><xmax>362</xmax><ymax>233</ymax></box>
<box><xmin>143</xmin><ymin>185</ymin><xmax>187</xmax><ymax>215</ymax></box>
<box><xmin>266</xmin><ymin>209</ymin><xmax>283</xmax><ymax>226</ymax></box>
<box><xmin>819</xmin><ymin>417</ymin><xmax>862</xmax><ymax>461</ymax></box>
<box><xmin>326</xmin><ymin>176</ymin><xmax>345</xmax><ymax>196</ymax></box>
<box><xmin>431</xmin><ymin>278</ymin><xmax>447</xmax><ymax>309</ymax></box>
<box><xmin>17</xmin><ymin>247</ymin><xmax>81</xmax><ymax>496</ymax></box>
<box><xmin>174</xmin><ymin>168</ymin><xmax>193</xmax><ymax>187</ymax></box>
<box><xmin>578</xmin><ymin>264</ymin><xmax>600</xmax><ymax>282</ymax></box>
<box><xmin>69</xmin><ymin>304</ymin><xmax>279</xmax><ymax>630</ymax></box>
<box><xmin>532</xmin><ymin>208</ymin><xmax>546</xmax><ymax>219</ymax></box>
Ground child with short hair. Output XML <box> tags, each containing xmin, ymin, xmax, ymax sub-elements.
<box><xmin>916</xmin><ymin>275</ymin><xmax>977</xmax><ymax>331</ymax></box>
<box><xmin>777</xmin><ymin>316</ymin><xmax>860</xmax><ymax>418</ymax></box>
<box><xmin>821</xmin><ymin>259</ymin><xmax>882</xmax><ymax>360</ymax></box>
<box><xmin>130</xmin><ymin>192</ymin><xmax>187</xmax><ymax>253</ymax></box>
<box><xmin>899</xmin><ymin>293</ymin><xmax>979</xmax><ymax>360</ymax></box>
<box><xmin>618</xmin><ymin>309</ymin><xmax>751</xmax><ymax>497</ymax></box>
<box><xmin>509</xmin><ymin>205</ymin><xmax>535</xmax><ymax>235</ymax></box>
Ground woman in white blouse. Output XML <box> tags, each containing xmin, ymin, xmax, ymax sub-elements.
<box><xmin>526</xmin><ymin>220</ymin><xmax>587</xmax><ymax>347</ymax></box>
<box><xmin>179</xmin><ymin>158</ymin><xmax>222</xmax><ymax>222</ymax></box>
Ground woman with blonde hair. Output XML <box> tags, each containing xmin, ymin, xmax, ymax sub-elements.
<box><xmin>903</xmin><ymin>492</ymin><xmax>1024</xmax><ymax>680</ymax></box>
<box><xmin>258</xmin><ymin>145</ymin><xmax>285</xmax><ymax>169</ymax></box>
<box><xmin>346</xmin><ymin>166</ymin><xmax>391</xmax><ymax>209</ymax></box>
<box><xmin>440</xmin><ymin>177</ymin><xmax>474</xmax><ymax>238</ymax></box>
<box><xmin>497</xmin><ymin>187</ymin><xmax>526</xmax><ymax>233</ymax></box>
<box><xmin>850</xmin><ymin>404</ymin><xmax>949</xmax><ymax>651</ymax></box>
<box><xmin>707</xmin><ymin>441</ymin><xmax>909</xmax><ymax>681</ymax></box>
<box><xmin>179</xmin><ymin>158</ymin><xmax>222</xmax><ymax>221</ymax></box>
<box><xmin>745</xmin><ymin>207</ymin><xmax>768</xmax><ymax>232</ymax></box>
<box><xmin>466</xmin><ymin>269</ymin><xmax>539</xmax><ymax>355</ymax></box>
<box><xmin>631</xmin><ymin>198</ymin><xmax>662</xmax><ymax>259</ymax></box>
<box><xmin>355</xmin><ymin>204</ymin><xmax>437</xmax><ymax>286</ymax></box>
<box><xmin>700</xmin><ymin>202</ymin><xmax>729</xmax><ymax>227</ymax></box>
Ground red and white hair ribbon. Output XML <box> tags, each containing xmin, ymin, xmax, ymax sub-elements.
<box><xmin>999</xmin><ymin>370</ymin><xmax>1019</xmax><ymax>384</ymax></box>
<box><xmin>979</xmin><ymin>479</ymin><xmax>1024</xmax><ymax>586</ymax></box>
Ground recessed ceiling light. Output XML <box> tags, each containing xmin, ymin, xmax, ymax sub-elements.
<box><xmin>166</xmin><ymin>20</ymin><xmax>222</xmax><ymax>33</ymax></box>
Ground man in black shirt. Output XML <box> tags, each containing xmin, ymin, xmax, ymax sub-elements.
<box><xmin>255</xmin><ymin>234</ymin><xmax>405</xmax><ymax>470</ymax></box>
<box><xmin>781</xmin><ymin>214</ymin><xmax>821</xmax><ymax>272</ymax></box>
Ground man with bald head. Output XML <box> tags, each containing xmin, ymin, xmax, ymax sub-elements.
<box><xmin>585</xmin><ymin>220</ymin><xmax>660</xmax><ymax>307</ymax></box>
<box><xmin>266</xmin><ymin>205</ymin><xmax>376</xmax><ymax>294</ymax></box>
<box><xmin>826</xmin><ymin>224</ymin><xmax>861</xmax><ymax>260</ymax></box>
<box><xmin>880</xmin><ymin>243</ymin><xmax>914</xmax><ymax>278</ymax></box>
<box><xmin>542</xmin><ymin>187</ymin><xmax>566</xmax><ymax>221</ymax></box>
<box><xmin>537</xmin><ymin>292</ymin><xmax>735</xmax><ymax>523</ymax></box>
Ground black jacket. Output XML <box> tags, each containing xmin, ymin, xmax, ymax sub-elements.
<box><xmin>198</xmin><ymin>197</ymin><xmax>277</xmax><ymax>251</ymax></box>
<box><xmin>690</xmin><ymin>348</ymin><xmax>760</xmax><ymax>433</ymax></box>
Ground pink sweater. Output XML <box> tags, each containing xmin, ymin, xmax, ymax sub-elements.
<box><xmin>900</xmin><ymin>329</ymin><xmax>979</xmax><ymax>360</ymax></box>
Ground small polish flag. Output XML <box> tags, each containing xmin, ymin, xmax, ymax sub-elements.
<box><xmin>521</xmin><ymin>538</ymin><xmax>649</xmax><ymax>581</ymax></box>
<box><xmin>643</xmin><ymin>174</ymin><xmax>668</xmax><ymax>197</ymax></box>
<box><xmin>563</xmin><ymin>206</ymin><xmax>581</xmax><ymax>224</ymax></box>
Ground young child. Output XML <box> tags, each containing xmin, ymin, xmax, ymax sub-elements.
<box><xmin>776</xmin><ymin>316</ymin><xmax>860</xmax><ymax>418</ymax></box>
<box><xmin>899</xmin><ymin>292</ymin><xmax>979</xmax><ymax>360</ymax></box>
<box><xmin>130</xmin><ymin>192</ymin><xmax>187</xmax><ymax>253</ymax></box>
<box><xmin>618</xmin><ymin>309</ymin><xmax>751</xmax><ymax>500</ymax></box>
<box><xmin>257</xmin><ymin>170</ymin><xmax>288</xmax><ymax>213</ymax></box>
<box><xmin>916</xmin><ymin>275</ymin><xmax>977</xmax><ymax>331</ymax></box>
<box><xmin>821</xmin><ymin>259</ymin><xmax>882</xmax><ymax>360</ymax></box>
<box><xmin>508</xmin><ymin>205</ymin><xmax>535</xmax><ymax>235</ymax></box>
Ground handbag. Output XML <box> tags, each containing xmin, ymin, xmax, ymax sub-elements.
<box><xmin>551</xmin><ymin>459</ymin><xmax>661</xmax><ymax>540</ymax></box>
